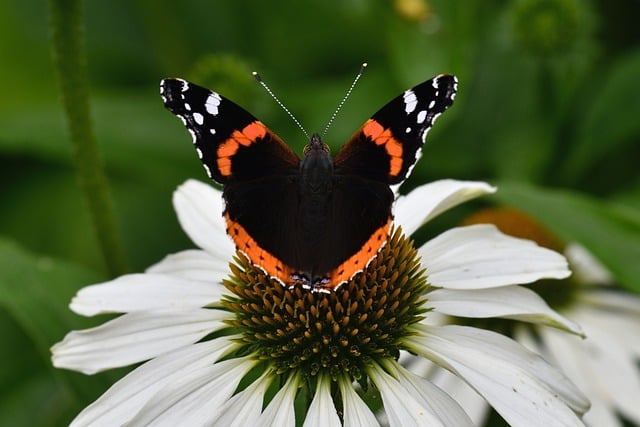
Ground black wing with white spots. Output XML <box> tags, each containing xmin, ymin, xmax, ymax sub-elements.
<box><xmin>160</xmin><ymin>78</ymin><xmax>300</xmax><ymax>184</ymax></box>
<box><xmin>334</xmin><ymin>74</ymin><xmax>458</xmax><ymax>185</ymax></box>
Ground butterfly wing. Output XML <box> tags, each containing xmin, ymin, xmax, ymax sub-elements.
<box><xmin>160</xmin><ymin>78</ymin><xmax>300</xmax><ymax>184</ymax></box>
<box><xmin>161</xmin><ymin>78</ymin><xmax>304</xmax><ymax>284</ymax></box>
<box><xmin>312</xmin><ymin>74</ymin><xmax>458</xmax><ymax>290</ymax></box>
<box><xmin>333</xmin><ymin>74</ymin><xmax>458</xmax><ymax>185</ymax></box>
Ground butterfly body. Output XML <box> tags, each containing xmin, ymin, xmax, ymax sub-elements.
<box><xmin>160</xmin><ymin>74</ymin><xmax>457</xmax><ymax>291</ymax></box>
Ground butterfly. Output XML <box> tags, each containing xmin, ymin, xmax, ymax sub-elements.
<box><xmin>160</xmin><ymin>73</ymin><xmax>457</xmax><ymax>292</ymax></box>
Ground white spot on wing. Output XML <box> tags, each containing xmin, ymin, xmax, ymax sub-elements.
<box><xmin>181</xmin><ymin>81</ymin><xmax>189</xmax><ymax>92</ymax></box>
<box><xmin>405</xmin><ymin>127</ymin><xmax>411</xmax><ymax>133</ymax></box>
<box><xmin>416</xmin><ymin>110</ymin><xmax>427</xmax><ymax>124</ymax></box>
<box><xmin>428</xmin><ymin>100</ymin><xmax>436</xmax><ymax>109</ymax></box>
<box><xmin>196</xmin><ymin>147</ymin><xmax>203</xmax><ymax>159</ymax></box>
<box><xmin>403</xmin><ymin>90</ymin><xmax>417</xmax><ymax>114</ymax></box>
<box><xmin>185</xmin><ymin>103</ymin><xmax>191</xmax><ymax>111</ymax></box>
<box><xmin>193</xmin><ymin>112</ymin><xmax>204</xmax><ymax>125</ymax></box>
<box><xmin>206</xmin><ymin>93</ymin><xmax>222</xmax><ymax>116</ymax></box>
<box><xmin>188</xmin><ymin>129</ymin><xmax>196</xmax><ymax>144</ymax></box>
<box><xmin>405</xmin><ymin>149</ymin><xmax>423</xmax><ymax>179</ymax></box>
<box><xmin>209</xmin><ymin>128</ymin><xmax>216</xmax><ymax>135</ymax></box>
<box><xmin>203</xmin><ymin>163</ymin><xmax>212</xmax><ymax>177</ymax></box>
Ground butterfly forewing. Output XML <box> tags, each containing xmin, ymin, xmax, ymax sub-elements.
<box><xmin>160</xmin><ymin>78</ymin><xmax>300</xmax><ymax>184</ymax></box>
<box><xmin>334</xmin><ymin>74</ymin><xmax>457</xmax><ymax>185</ymax></box>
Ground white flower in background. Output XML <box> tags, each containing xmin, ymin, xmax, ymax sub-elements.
<box><xmin>418</xmin><ymin>208</ymin><xmax>640</xmax><ymax>427</ymax></box>
<box><xmin>51</xmin><ymin>180</ymin><xmax>590</xmax><ymax>426</ymax></box>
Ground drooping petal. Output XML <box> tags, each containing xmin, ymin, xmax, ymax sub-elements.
<box><xmin>69</xmin><ymin>338</ymin><xmax>237</xmax><ymax>427</ymax></box>
<box><xmin>420</xmin><ymin>225</ymin><xmax>570</xmax><ymax>289</ymax></box>
<box><xmin>577</xmin><ymin>289</ymin><xmax>640</xmax><ymax>317</ymax></box>
<box><xmin>388</xmin><ymin>361</ymin><xmax>475</xmax><ymax>427</ymax></box>
<box><xmin>69</xmin><ymin>273</ymin><xmax>223</xmax><ymax>316</ymax></box>
<box><xmin>517</xmin><ymin>327</ymin><xmax>625</xmax><ymax>427</ymax></box>
<box><xmin>146</xmin><ymin>248</ymin><xmax>231</xmax><ymax>284</ymax></box>
<box><xmin>127</xmin><ymin>357</ymin><xmax>255</xmax><ymax>426</ymax></box>
<box><xmin>426</xmin><ymin>366</ymin><xmax>490</xmax><ymax>426</ymax></box>
<box><xmin>52</xmin><ymin>309</ymin><xmax>226</xmax><ymax>373</ymax></box>
<box><xmin>173</xmin><ymin>180</ymin><xmax>235</xmax><ymax>259</ymax></box>
<box><xmin>259</xmin><ymin>374</ymin><xmax>299</xmax><ymax>427</ymax></box>
<box><xmin>211</xmin><ymin>372</ymin><xmax>272</xmax><ymax>427</ymax></box>
<box><xmin>394</xmin><ymin>180</ymin><xmax>496</xmax><ymax>236</ymax></box>
<box><xmin>303</xmin><ymin>376</ymin><xmax>341</xmax><ymax>427</ymax></box>
<box><xmin>404</xmin><ymin>324</ymin><xmax>589</xmax><ymax>426</ymax></box>
<box><xmin>427</xmin><ymin>286</ymin><xmax>583</xmax><ymax>335</ymax></box>
<box><xmin>542</xmin><ymin>318</ymin><xmax>640</xmax><ymax>425</ymax></box>
<box><xmin>338</xmin><ymin>379</ymin><xmax>380</xmax><ymax>427</ymax></box>
<box><xmin>564</xmin><ymin>243</ymin><xmax>614</xmax><ymax>285</ymax></box>
<box><xmin>368</xmin><ymin>362</ymin><xmax>472</xmax><ymax>427</ymax></box>
<box><xmin>571</xmin><ymin>301</ymin><xmax>640</xmax><ymax>357</ymax></box>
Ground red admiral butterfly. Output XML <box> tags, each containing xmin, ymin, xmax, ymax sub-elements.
<box><xmin>161</xmin><ymin>72</ymin><xmax>457</xmax><ymax>292</ymax></box>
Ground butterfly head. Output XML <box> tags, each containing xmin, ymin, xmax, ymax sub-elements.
<box><xmin>301</xmin><ymin>133</ymin><xmax>333</xmax><ymax>194</ymax></box>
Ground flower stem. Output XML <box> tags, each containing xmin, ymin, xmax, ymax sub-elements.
<box><xmin>49</xmin><ymin>0</ymin><xmax>128</xmax><ymax>276</ymax></box>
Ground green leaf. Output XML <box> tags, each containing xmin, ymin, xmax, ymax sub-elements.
<box><xmin>493</xmin><ymin>181</ymin><xmax>640</xmax><ymax>293</ymax></box>
<box><xmin>0</xmin><ymin>372</ymin><xmax>74</xmax><ymax>427</ymax></box>
<box><xmin>0</xmin><ymin>237</ymin><xmax>117</xmax><ymax>417</ymax></box>
<box><xmin>562</xmin><ymin>49</ymin><xmax>640</xmax><ymax>183</ymax></box>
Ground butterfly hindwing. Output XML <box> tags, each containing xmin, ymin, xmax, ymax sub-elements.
<box><xmin>334</xmin><ymin>74</ymin><xmax>458</xmax><ymax>185</ymax></box>
<box><xmin>160</xmin><ymin>78</ymin><xmax>300</xmax><ymax>184</ymax></box>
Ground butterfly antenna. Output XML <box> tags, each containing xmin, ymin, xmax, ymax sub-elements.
<box><xmin>253</xmin><ymin>71</ymin><xmax>310</xmax><ymax>140</ymax></box>
<box><xmin>322</xmin><ymin>62</ymin><xmax>367</xmax><ymax>138</ymax></box>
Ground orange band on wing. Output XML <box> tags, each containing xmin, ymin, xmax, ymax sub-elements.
<box><xmin>362</xmin><ymin>119</ymin><xmax>404</xmax><ymax>177</ymax></box>
<box><xmin>316</xmin><ymin>218</ymin><xmax>391</xmax><ymax>292</ymax></box>
<box><xmin>224</xmin><ymin>212</ymin><xmax>294</xmax><ymax>285</ymax></box>
<box><xmin>217</xmin><ymin>121</ymin><xmax>268</xmax><ymax>176</ymax></box>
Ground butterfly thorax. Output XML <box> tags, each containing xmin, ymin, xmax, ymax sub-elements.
<box><xmin>299</xmin><ymin>133</ymin><xmax>333</xmax><ymax>247</ymax></box>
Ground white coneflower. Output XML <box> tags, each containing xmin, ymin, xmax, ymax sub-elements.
<box><xmin>420</xmin><ymin>207</ymin><xmax>639</xmax><ymax>427</ymax></box>
<box><xmin>52</xmin><ymin>180</ymin><xmax>589</xmax><ymax>426</ymax></box>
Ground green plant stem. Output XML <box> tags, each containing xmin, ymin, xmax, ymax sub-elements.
<box><xmin>49</xmin><ymin>0</ymin><xmax>128</xmax><ymax>277</ymax></box>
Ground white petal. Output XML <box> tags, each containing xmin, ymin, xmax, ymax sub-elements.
<box><xmin>146</xmin><ymin>249</ymin><xmax>231</xmax><ymax>284</ymax></box>
<box><xmin>404</xmin><ymin>324</ymin><xmax>589</xmax><ymax>426</ymax></box>
<box><xmin>564</xmin><ymin>243</ymin><xmax>614</xmax><ymax>285</ymax></box>
<box><xmin>51</xmin><ymin>309</ymin><xmax>226</xmax><ymax>373</ymax></box>
<box><xmin>259</xmin><ymin>374</ymin><xmax>299</xmax><ymax>427</ymax></box>
<box><xmin>577</xmin><ymin>289</ymin><xmax>640</xmax><ymax>316</ymax></box>
<box><xmin>69</xmin><ymin>338</ymin><xmax>236</xmax><ymax>427</ymax></box>
<box><xmin>392</xmin><ymin>362</ymin><xmax>475</xmax><ymax>427</ymax></box>
<box><xmin>583</xmin><ymin>403</ymin><xmax>624</xmax><ymax>427</ymax></box>
<box><xmin>339</xmin><ymin>380</ymin><xmax>380</xmax><ymax>427</ymax></box>
<box><xmin>69</xmin><ymin>273</ymin><xmax>222</xmax><ymax>316</ymax></box>
<box><xmin>427</xmin><ymin>286</ymin><xmax>584</xmax><ymax>336</ymax></box>
<box><xmin>128</xmin><ymin>357</ymin><xmax>255</xmax><ymax>426</ymax></box>
<box><xmin>212</xmin><ymin>373</ymin><xmax>271</xmax><ymax>427</ymax></box>
<box><xmin>395</xmin><ymin>180</ymin><xmax>496</xmax><ymax>235</ymax></box>
<box><xmin>543</xmin><ymin>317</ymin><xmax>640</xmax><ymax>424</ymax></box>
<box><xmin>420</xmin><ymin>225</ymin><xmax>570</xmax><ymax>289</ymax></box>
<box><xmin>427</xmin><ymin>367</ymin><xmax>490</xmax><ymax>426</ymax></box>
<box><xmin>368</xmin><ymin>362</ymin><xmax>463</xmax><ymax>427</ymax></box>
<box><xmin>303</xmin><ymin>376</ymin><xmax>341</xmax><ymax>427</ymax></box>
<box><xmin>571</xmin><ymin>301</ymin><xmax>640</xmax><ymax>357</ymax></box>
<box><xmin>173</xmin><ymin>180</ymin><xmax>235</xmax><ymax>259</ymax></box>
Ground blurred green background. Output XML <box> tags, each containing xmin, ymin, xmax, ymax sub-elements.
<box><xmin>0</xmin><ymin>0</ymin><xmax>639</xmax><ymax>425</ymax></box>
